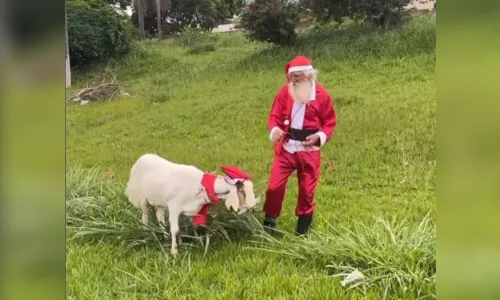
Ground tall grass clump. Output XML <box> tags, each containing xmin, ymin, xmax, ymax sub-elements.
<box><xmin>66</xmin><ymin>165</ymin><xmax>263</xmax><ymax>253</ymax></box>
<box><xmin>249</xmin><ymin>214</ymin><xmax>436</xmax><ymax>299</ymax></box>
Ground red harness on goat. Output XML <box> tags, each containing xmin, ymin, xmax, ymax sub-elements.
<box><xmin>192</xmin><ymin>173</ymin><xmax>219</xmax><ymax>226</ymax></box>
<box><xmin>201</xmin><ymin>173</ymin><xmax>220</xmax><ymax>204</ymax></box>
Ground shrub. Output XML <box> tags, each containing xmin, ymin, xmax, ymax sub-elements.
<box><xmin>67</xmin><ymin>0</ymin><xmax>135</xmax><ymax>68</ymax></box>
<box><xmin>239</xmin><ymin>0</ymin><xmax>299</xmax><ymax>46</ymax></box>
<box><xmin>175</xmin><ymin>27</ymin><xmax>218</xmax><ymax>54</ymax></box>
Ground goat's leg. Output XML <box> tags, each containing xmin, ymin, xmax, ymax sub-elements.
<box><xmin>168</xmin><ymin>211</ymin><xmax>180</xmax><ymax>257</ymax></box>
<box><xmin>155</xmin><ymin>206</ymin><xmax>169</xmax><ymax>240</ymax></box>
<box><xmin>140</xmin><ymin>201</ymin><xmax>149</xmax><ymax>226</ymax></box>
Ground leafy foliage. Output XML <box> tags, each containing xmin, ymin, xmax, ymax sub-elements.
<box><xmin>354</xmin><ymin>0</ymin><xmax>413</xmax><ymax>28</ymax></box>
<box><xmin>67</xmin><ymin>0</ymin><xmax>135</xmax><ymax>68</ymax></box>
<box><xmin>212</xmin><ymin>0</ymin><xmax>245</xmax><ymax>23</ymax></box>
<box><xmin>300</xmin><ymin>0</ymin><xmax>413</xmax><ymax>28</ymax></box>
<box><xmin>169</xmin><ymin>0</ymin><xmax>218</xmax><ymax>30</ymax></box>
<box><xmin>103</xmin><ymin>0</ymin><xmax>132</xmax><ymax>9</ymax></box>
<box><xmin>131</xmin><ymin>0</ymin><xmax>219</xmax><ymax>36</ymax></box>
<box><xmin>239</xmin><ymin>0</ymin><xmax>299</xmax><ymax>46</ymax></box>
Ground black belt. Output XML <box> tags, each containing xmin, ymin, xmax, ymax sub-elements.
<box><xmin>287</xmin><ymin>128</ymin><xmax>319</xmax><ymax>142</ymax></box>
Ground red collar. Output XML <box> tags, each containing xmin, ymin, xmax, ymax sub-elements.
<box><xmin>201</xmin><ymin>173</ymin><xmax>220</xmax><ymax>204</ymax></box>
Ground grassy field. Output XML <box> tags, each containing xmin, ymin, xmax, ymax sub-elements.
<box><xmin>66</xmin><ymin>15</ymin><xmax>436</xmax><ymax>299</ymax></box>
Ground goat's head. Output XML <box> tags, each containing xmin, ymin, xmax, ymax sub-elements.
<box><xmin>223</xmin><ymin>178</ymin><xmax>259</xmax><ymax>214</ymax></box>
<box><xmin>219</xmin><ymin>166</ymin><xmax>259</xmax><ymax>214</ymax></box>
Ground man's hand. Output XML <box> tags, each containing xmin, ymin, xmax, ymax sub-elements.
<box><xmin>302</xmin><ymin>134</ymin><xmax>320</xmax><ymax>147</ymax></box>
<box><xmin>272</xmin><ymin>128</ymin><xmax>285</xmax><ymax>142</ymax></box>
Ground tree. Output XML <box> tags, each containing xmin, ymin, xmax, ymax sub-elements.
<box><xmin>212</xmin><ymin>0</ymin><xmax>246</xmax><ymax>23</ymax></box>
<box><xmin>138</xmin><ymin>0</ymin><xmax>172</xmax><ymax>38</ymax></box>
<box><xmin>299</xmin><ymin>0</ymin><xmax>412</xmax><ymax>29</ymax></box>
<box><xmin>156</xmin><ymin>0</ymin><xmax>162</xmax><ymax>38</ymax></box>
<box><xmin>298</xmin><ymin>0</ymin><xmax>350</xmax><ymax>25</ymax></box>
<box><xmin>137</xmin><ymin>0</ymin><xmax>145</xmax><ymax>37</ymax></box>
<box><xmin>239</xmin><ymin>0</ymin><xmax>299</xmax><ymax>45</ymax></box>
<box><xmin>354</xmin><ymin>0</ymin><xmax>413</xmax><ymax>29</ymax></box>
<box><xmin>148</xmin><ymin>0</ymin><xmax>171</xmax><ymax>38</ymax></box>
<box><xmin>131</xmin><ymin>0</ymin><xmax>218</xmax><ymax>36</ymax></box>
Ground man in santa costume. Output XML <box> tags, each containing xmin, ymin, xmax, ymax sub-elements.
<box><xmin>263</xmin><ymin>55</ymin><xmax>337</xmax><ymax>236</ymax></box>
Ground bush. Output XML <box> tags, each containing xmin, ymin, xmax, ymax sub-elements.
<box><xmin>175</xmin><ymin>27</ymin><xmax>218</xmax><ymax>54</ymax></box>
<box><xmin>239</xmin><ymin>0</ymin><xmax>299</xmax><ymax>46</ymax></box>
<box><xmin>67</xmin><ymin>0</ymin><xmax>135</xmax><ymax>68</ymax></box>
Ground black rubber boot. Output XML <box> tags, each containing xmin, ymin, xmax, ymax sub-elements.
<box><xmin>263</xmin><ymin>215</ymin><xmax>277</xmax><ymax>232</ymax></box>
<box><xmin>296</xmin><ymin>214</ymin><xmax>313</xmax><ymax>236</ymax></box>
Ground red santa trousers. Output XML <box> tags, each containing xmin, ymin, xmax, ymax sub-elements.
<box><xmin>263</xmin><ymin>149</ymin><xmax>321</xmax><ymax>218</ymax></box>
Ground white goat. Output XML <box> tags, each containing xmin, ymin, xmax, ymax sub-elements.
<box><xmin>125</xmin><ymin>153</ymin><xmax>258</xmax><ymax>256</ymax></box>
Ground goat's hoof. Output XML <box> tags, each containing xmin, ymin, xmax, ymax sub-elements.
<box><xmin>171</xmin><ymin>248</ymin><xmax>179</xmax><ymax>257</ymax></box>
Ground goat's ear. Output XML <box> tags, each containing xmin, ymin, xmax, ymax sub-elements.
<box><xmin>224</xmin><ymin>186</ymin><xmax>240</xmax><ymax>212</ymax></box>
<box><xmin>242</xmin><ymin>180</ymin><xmax>257</xmax><ymax>207</ymax></box>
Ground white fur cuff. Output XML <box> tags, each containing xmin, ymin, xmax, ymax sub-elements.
<box><xmin>269</xmin><ymin>126</ymin><xmax>281</xmax><ymax>141</ymax></box>
<box><xmin>316</xmin><ymin>131</ymin><xmax>327</xmax><ymax>146</ymax></box>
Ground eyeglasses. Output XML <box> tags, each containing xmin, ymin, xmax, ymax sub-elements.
<box><xmin>287</xmin><ymin>72</ymin><xmax>307</xmax><ymax>82</ymax></box>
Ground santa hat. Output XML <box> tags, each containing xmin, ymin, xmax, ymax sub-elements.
<box><xmin>221</xmin><ymin>166</ymin><xmax>251</xmax><ymax>184</ymax></box>
<box><xmin>285</xmin><ymin>55</ymin><xmax>314</xmax><ymax>75</ymax></box>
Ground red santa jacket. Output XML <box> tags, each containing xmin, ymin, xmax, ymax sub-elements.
<box><xmin>268</xmin><ymin>82</ymin><xmax>336</xmax><ymax>154</ymax></box>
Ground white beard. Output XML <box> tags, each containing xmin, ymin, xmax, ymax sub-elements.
<box><xmin>289</xmin><ymin>80</ymin><xmax>313</xmax><ymax>103</ymax></box>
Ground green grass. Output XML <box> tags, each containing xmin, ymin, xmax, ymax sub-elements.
<box><xmin>66</xmin><ymin>15</ymin><xmax>436</xmax><ymax>299</ymax></box>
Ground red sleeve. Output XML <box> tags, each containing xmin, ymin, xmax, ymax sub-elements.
<box><xmin>319</xmin><ymin>93</ymin><xmax>337</xmax><ymax>143</ymax></box>
<box><xmin>268</xmin><ymin>88</ymin><xmax>284</xmax><ymax>131</ymax></box>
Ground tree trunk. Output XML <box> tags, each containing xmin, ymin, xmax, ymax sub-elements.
<box><xmin>384</xmin><ymin>11</ymin><xmax>392</xmax><ymax>30</ymax></box>
<box><xmin>156</xmin><ymin>0</ymin><xmax>162</xmax><ymax>39</ymax></box>
<box><xmin>138</xmin><ymin>0</ymin><xmax>145</xmax><ymax>37</ymax></box>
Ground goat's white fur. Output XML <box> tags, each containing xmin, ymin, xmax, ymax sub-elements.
<box><xmin>125</xmin><ymin>153</ymin><xmax>257</xmax><ymax>256</ymax></box>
